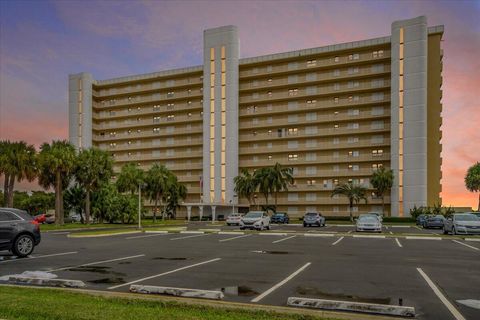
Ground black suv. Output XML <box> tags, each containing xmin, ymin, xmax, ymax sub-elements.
<box><xmin>0</xmin><ymin>208</ymin><xmax>41</xmax><ymax>257</ymax></box>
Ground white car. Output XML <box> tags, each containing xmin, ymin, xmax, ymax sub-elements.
<box><xmin>356</xmin><ymin>215</ymin><xmax>382</xmax><ymax>232</ymax></box>
<box><xmin>443</xmin><ymin>213</ymin><xmax>480</xmax><ymax>235</ymax></box>
<box><xmin>226</xmin><ymin>213</ymin><xmax>243</xmax><ymax>226</ymax></box>
<box><xmin>240</xmin><ymin>211</ymin><xmax>270</xmax><ymax>231</ymax></box>
<box><xmin>366</xmin><ymin>211</ymin><xmax>383</xmax><ymax>222</ymax></box>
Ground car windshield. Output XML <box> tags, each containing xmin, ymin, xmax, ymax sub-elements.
<box><xmin>431</xmin><ymin>215</ymin><xmax>444</xmax><ymax>219</ymax></box>
<box><xmin>305</xmin><ymin>212</ymin><xmax>318</xmax><ymax>217</ymax></box>
<box><xmin>228</xmin><ymin>214</ymin><xmax>240</xmax><ymax>217</ymax></box>
<box><xmin>358</xmin><ymin>216</ymin><xmax>378</xmax><ymax>223</ymax></box>
<box><xmin>456</xmin><ymin>214</ymin><xmax>480</xmax><ymax>221</ymax></box>
<box><xmin>273</xmin><ymin>213</ymin><xmax>285</xmax><ymax>217</ymax></box>
<box><xmin>244</xmin><ymin>212</ymin><xmax>263</xmax><ymax>218</ymax></box>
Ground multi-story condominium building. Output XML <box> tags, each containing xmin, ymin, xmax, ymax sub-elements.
<box><xmin>69</xmin><ymin>16</ymin><xmax>443</xmax><ymax>219</ymax></box>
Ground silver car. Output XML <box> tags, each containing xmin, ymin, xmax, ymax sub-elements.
<box><xmin>240</xmin><ymin>211</ymin><xmax>270</xmax><ymax>231</ymax></box>
<box><xmin>226</xmin><ymin>213</ymin><xmax>243</xmax><ymax>226</ymax></box>
<box><xmin>443</xmin><ymin>213</ymin><xmax>480</xmax><ymax>235</ymax></box>
<box><xmin>356</xmin><ymin>215</ymin><xmax>382</xmax><ymax>232</ymax></box>
<box><xmin>303</xmin><ymin>212</ymin><xmax>325</xmax><ymax>227</ymax></box>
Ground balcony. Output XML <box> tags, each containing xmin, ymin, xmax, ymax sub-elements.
<box><xmin>92</xmin><ymin>114</ymin><xmax>202</xmax><ymax>131</ymax></box>
<box><xmin>92</xmin><ymin>126</ymin><xmax>203</xmax><ymax>142</ymax></box>
<box><xmin>239</xmin><ymin>51</ymin><xmax>391</xmax><ymax>79</ymax></box>
<box><xmin>93</xmin><ymin>102</ymin><xmax>202</xmax><ymax>120</ymax></box>
<box><xmin>240</xmin><ymin>154</ymin><xmax>390</xmax><ymax>167</ymax></box>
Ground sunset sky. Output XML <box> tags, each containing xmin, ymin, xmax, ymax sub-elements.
<box><xmin>0</xmin><ymin>0</ymin><xmax>479</xmax><ymax>208</ymax></box>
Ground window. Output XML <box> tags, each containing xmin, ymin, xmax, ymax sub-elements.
<box><xmin>348</xmin><ymin>164</ymin><xmax>359</xmax><ymax>171</ymax></box>
<box><xmin>288</xmin><ymin>128</ymin><xmax>298</xmax><ymax>135</ymax></box>
<box><xmin>267</xmin><ymin>116</ymin><xmax>273</xmax><ymax>124</ymax></box>
<box><xmin>306</xmin><ymin>193</ymin><xmax>316</xmax><ymax>201</ymax></box>
<box><xmin>167</xmin><ymin>91</ymin><xmax>174</xmax><ymax>98</ymax></box>
<box><xmin>267</xmin><ymin>78</ymin><xmax>273</xmax><ymax>83</ymax></box>
<box><xmin>333</xmin><ymin>165</ymin><xmax>339</xmax><ymax>171</ymax></box>
<box><xmin>372</xmin><ymin>163</ymin><xmax>384</xmax><ymax>170</ymax></box>
<box><xmin>268</xmin><ymin>155</ymin><xmax>273</xmax><ymax>161</ymax></box>
<box><xmin>333</xmin><ymin>83</ymin><xmax>340</xmax><ymax>91</ymax></box>
<box><xmin>334</xmin><ymin>97</ymin><xmax>339</xmax><ymax>104</ymax></box>
<box><xmin>306</xmin><ymin>152</ymin><xmax>316</xmax><ymax>161</ymax></box>
<box><xmin>371</xmin><ymin>64</ymin><xmax>384</xmax><ymax>73</ymax></box>
<box><xmin>306</xmin><ymin>72</ymin><xmax>317</xmax><ymax>81</ymax></box>
<box><xmin>252</xmin><ymin>118</ymin><xmax>259</xmax><ymax>125</ymax></box>
<box><xmin>253</xmin><ymin>156</ymin><xmax>259</xmax><ymax>162</ymax></box>
<box><xmin>167</xmin><ymin>103</ymin><xmax>174</xmax><ymax>110</ymax></box>
<box><xmin>371</xmin><ymin>79</ymin><xmax>385</xmax><ymax>88</ymax></box>
<box><xmin>348</xmin><ymin>123</ymin><xmax>359</xmax><ymax>129</ymax></box>
<box><xmin>267</xmin><ymin>142</ymin><xmax>273</xmax><ymax>148</ymax></box>
<box><xmin>288</xmin><ymin>193</ymin><xmax>299</xmax><ymax>201</ymax></box>
<box><xmin>333</xmin><ymin>137</ymin><xmax>340</xmax><ymax>144</ymax></box>
<box><xmin>288</xmin><ymin>101</ymin><xmax>298</xmax><ymax>110</ymax></box>
<box><xmin>348</xmin><ymin>151</ymin><xmax>360</xmax><ymax>157</ymax></box>
<box><xmin>288</xmin><ymin>62</ymin><xmax>298</xmax><ymax>70</ymax></box>
<box><xmin>348</xmin><ymin>109</ymin><xmax>360</xmax><ymax>116</ymax></box>
<box><xmin>306</xmin><ymin>166</ymin><xmax>316</xmax><ymax>175</ymax></box>
<box><xmin>153</xmin><ymin>105</ymin><xmax>160</xmax><ymax>111</ymax></box>
<box><xmin>109</xmin><ymin>142</ymin><xmax>116</xmax><ymax>148</ymax></box>
<box><xmin>373</xmin><ymin>50</ymin><xmax>384</xmax><ymax>58</ymax></box>
<box><xmin>288</xmin><ymin>88</ymin><xmax>298</xmax><ymax>96</ymax></box>
<box><xmin>371</xmin><ymin>106</ymin><xmax>384</xmax><ymax>115</ymax></box>
<box><xmin>267</xmin><ymin>91</ymin><xmax>272</xmax><ymax>97</ymax></box>
<box><xmin>306</xmin><ymin>99</ymin><xmax>317</xmax><ymax>104</ymax></box>
<box><xmin>332</xmin><ymin>151</ymin><xmax>339</xmax><ymax>158</ymax></box>
<box><xmin>371</xmin><ymin>120</ymin><xmax>384</xmax><ymax>129</ymax></box>
<box><xmin>288</xmin><ymin>141</ymin><xmax>298</xmax><ymax>149</ymax></box>
<box><xmin>372</xmin><ymin>92</ymin><xmax>385</xmax><ymax>101</ymax></box>
<box><xmin>371</xmin><ymin>135</ymin><xmax>384</xmax><ymax>143</ymax></box>
<box><xmin>288</xmin><ymin>75</ymin><xmax>298</xmax><ymax>84</ymax></box>
<box><xmin>288</xmin><ymin>114</ymin><xmax>298</xmax><ymax>123</ymax></box>
<box><xmin>153</xmin><ymin>127</ymin><xmax>160</xmax><ymax>133</ymax></box>
<box><xmin>348</xmin><ymin>81</ymin><xmax>359</xmax><ymax>88</ymax></box>
<box><xmin>268</xmin><ymin>129</ymin><xmax>272</xmax><ymax>135</ymax></box>
<box><xmin>267</xmin><ymin>104</ymin><xmax>273</xmax><ymax>111</ymax></box>
<box><xmin>334</xmin><ymin>56</ymin><xmax>340</xmax><ymax>62</ymax></box>
<box><xmin>305</xmin><ymin>126</ymin><xmax>317</xmax><ymax>135</ymax></box>
<box><xmin>334</xmin><ymin>124</ymin><xmax>339</xmax><ymax>129</ymax></box>
<box><xmin>153</xmin><ymin>116</ymin><xmax>161</xmax><ymax>123</ymax></box>
<box><xmin>306</xmin><ymin>60</ymin><xmax>317</xmax><ymax>67</ymax></box>
<box><xmin>372</xmin><ymin>149</ymin><xmax>384</xmax><ymax>156</ymax></box>
<box><xmin>252</xmin><ymin>92</ymin><xmax>259</xmax><ymax>99</ymax></box>
<box><xmin>306</xmin><ymin>112</ymin><xmax>317</xmax><ymax>121</ymax></box>
<box><xmin>348</xmin><ymin>67</ymin><xmax>359</xmax><ymax>74</ymax></box>
<box><xmin>333</xmin><ymin>69</ymin><xmax>340</xmax><ymax>77</ymax></box>
<box><xmin>288</xmin><ymin>154</ymin><xmax>298</xmax><ymax>161</ymax></box>
<box><xmin>167</xmin><ymin>114</ymin><xmax>175</xmax><ymax>121</ymax></box>
<box><xmin>306</xmin><ymin>86</ymin><xmax>317</xmax><ymax>95</ymax></box>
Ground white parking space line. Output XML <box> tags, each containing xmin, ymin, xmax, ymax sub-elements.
<box><xmin>352</xmin><ymin>235</ymin><xmax>386</xmax><ymax>239</ymax></box>
<box><xmin>108</xmin><ymin>258</ymin><xmax>221</xmax><ymax>290</ymax></box>
<box><xmin>332</xmin><ymin>236</ymin><xmax>344</xmax><ymax>246</ymax></box>
<box><xmin>50</xmin><ymin>254</ymin><xmax>146</xmax><ymax>272</ymax></box>
<box><xmin>170</xmin><ymin>234</ymin><xmax>209</xmax><ymax>241</ymax></box>
<box><xmin>219</xmin><ymin>234</ymin><xmax>251</xmax><ymax>242</ymax></box>
<box><xmin>251</xmin><ymin>262</ymin><xmax>311</xmax><ymax>303</ymax></box>
<box><xmin>417</xmin><ymin>268</ymin><xmax>466</xmax><ymax>320</ymax></box>
<box><xmin>218</xmin><ymin>231</ymin><xmax>244</xmax><ymax>235</ymax></box>
<box><xmin>405</xmin><ymin>236</ymin><xmax>441</xmax><ymax>240</ymax></box>
<box><xmin>389</xmin><ymin>231</ymin><xmax>394</xmax><ymax>235</ymax></box>
<box><xmin>303</xmin><ymin>233</ymin><xmax>335</xmax><ymax>237</ymax></box>
<box><xmin>347</xmin><ymin>230</ymin><xmax>352</xmax><ymax>234</ymax></box>
<box><xmin>395</xmin><ymin>238</ymin><xmax>403</xmax><ymax>248</ymax></box>
<box><xmin>259</xmin><ymin>233</ymin><xmax>288</xmax><ymax>236</ymax></box>
<box><xmin>452</xmin><ymin>240</ymin><xmax>479</xmax><ymax>251</ymax></box>
<box><xmin>126</xmin><ymin>233</ymin><xmax>169</xmax><ymax>240</ymax></box>
<box><xmin>180</xmin><ymin>231</ymin><xmax>204</xmax><ymax>234</ymax></box>
<box><xmin>0</xmin><ymin>251</ymin><xmax>78</xmax><ymax>264</ymax></box>
<box><xmin>272</xmin><ymin>235</ymin><xmax>296</xmax><ymax>244</ymax></box>
<box><xmin>465</xmin><ymin>238</ymin><xmax>480</xmax><ymax>242</ymax></box>
<box><xmin>385</xmin><ymin>226</ymin><xmax>389</xmax><ymax>230</ymax></box>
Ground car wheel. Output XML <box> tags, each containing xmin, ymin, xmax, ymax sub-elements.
<box><xmin>451</xmin><ymin>227</ymin><xmax>456</xmax><ymax>235</ymax></box>
<box><xmin>240</xmin><ymin>227</ymin><xmax>245</xmax><ymax>230</ymax></box>
<box><xmin>443</xmin><ymin>227</ymin><xmax>448</xmax><ymax>234</ymax></box>
<box><xmin>266</xmin><ymin>225</ymin><xmax>271</xmax><ymax>230</ymax></box>
<box><xmin>303</xmin><ymin>223</ymin><xmax>307</xmax><ymax>227</ymax></box>
<box><xmin>12</xmin><ymin>234</ymin><xmax>34</xmax><ymax>257</ymax></box>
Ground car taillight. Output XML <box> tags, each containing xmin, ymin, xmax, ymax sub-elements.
<box><xmin>30</xmin><ymin>220</ymin><xmax>40</xmax><ymax>229</ymax></box>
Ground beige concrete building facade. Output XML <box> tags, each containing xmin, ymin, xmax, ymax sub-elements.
<box><xmin>69</xmin><ymin>16</ymin><xmax>443</xmax><ymax>218</ymax></box>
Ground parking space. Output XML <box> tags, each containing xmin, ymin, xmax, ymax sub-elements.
<box><xmin>1</xmin><ymin>230</ymin><xmax>479</xmax><ymax>320</ymax></box>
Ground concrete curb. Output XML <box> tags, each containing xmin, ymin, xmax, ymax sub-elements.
<box><xmin>218</xmin><ymin>231</ymin><xmax>245</xmax><ymax>235</ymax></box>
<box><xmin>67</xmin><ymin>231</ymin><xmax>141</xmax><ymax>238</ymax></box>
<box><xmin>287</xmin><ymin>297</ymin><xmax>415</xmax><ymax>317</ymax></box>
<box><xmin>130</xmin><ymin>285</ymin><xmax>224</xmax><ymax>300</ymax></box>
<box><xmin>8</xmin><ymin>276</ymin><xmax>86</xmax><ymax>288</ymax></box>
<box><xmin>352</xmin><ymin>235</ymin><xmax>386</xmax><ymax>239</ymax></box>
<box><xmin>465</xmin><ymin>238</ymin><xmax>480</xmax><ymax>242</ymax></box>
<box><xmin>145</xmin><ymin>230</ymin><xmax>169</xmax><ymax>234</ymax></box>
<box><xmin>180</xmin><ymin>231</ymin><xmax>205</xmax><ymax>234</ymax></box>
<box><xmin>303</xmin><ymin>233</ymin><xmax>335</xmax><ymax>237</ymax></box>
<box><xmin>405</xmin><ymin>236</ymin><xmax>441</xmax><ymax>240</ymax></box>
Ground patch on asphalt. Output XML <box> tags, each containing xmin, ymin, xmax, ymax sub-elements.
<box><xmin>251</xmin><ymin>250</ymin><xmax>289</xmax><ymax>255</ymax></box>
<box><xmin>152</xmin><ymin>257</ymin><xmax>188</xmax><ymax>260</ymax></box>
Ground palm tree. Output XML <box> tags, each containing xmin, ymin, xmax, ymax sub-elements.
<box><xmin>116</xmin><ymin>163</ymin><xmax>144</xmax><ymax>195</ymax></box>
<box><xmin>165</xmin><ymin>177</ymin><xmax>187</xmax><ymax>219</ymax></box>
<box><xmin>270</xmin><ymin>162</ymin><xmax>294</xmax><ymax>211</ymax></box>
<box><xmin>75</xmin><ymin>148</ymin><xmax>113</xmax><ymax>224</ymax></box>
<box><xmin>145</xmin><ymin>164</ymin><xmax>170</xmax><ymax>222</ymax></box>
<box><xmin>254</xmin><ymin>167</ymin><xmax>274</xmax><ymax>209</ymax></box>
<box><xmin>370</xmin><ymin>167</ymin><xmax>394</xmax><ymax>216</ymax></box>
<box><xmin>465</xmin><ymin>162</ymin><xmax>480</xmax><ymax>211</ymax></box>
<box><xmin>37</xmin><ymin>141</ymin><xmax>76</xmax><ymax>225</ymax></box>
<box><xmin>64</xmin><ymin>184</ymin><xmax>86</xmax><ymax>223</ymax></box>
<box><xmin>234</xmin><ymin>168</ymin><xmax>257</xmax><ymax>209</ymax></box>
<box><xmin>0</xmin><ymin>140</ymin><xmax>37</xmax><ymax>207</ymax></box>
<box><xmin>331</xmin><ymin>182</ymin><xmax>368</xmax><ymax>222</ymax></box>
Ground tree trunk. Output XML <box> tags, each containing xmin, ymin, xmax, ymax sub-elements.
<box><xmin>7</xmin><ymin>174</ymin><xmax>15</xmax><ymax>207</ymax></box>
<box><xmin>274</xmin><ymin>192</ymin><xmax>278</xmax><ymax>212</ymax></box>
<box><xmin>55</xmin><ymin>171</ymin><xmax>62</xmax><ymax>225</ymax></box>
<box><xmin>153</xmin><ymin>194</ymin><xmax>158</xmax><ymax>223</ymax></box>
<box><xmin>161</xmin><ymin>199</ymin><xmax>165</xmax><ymax>220</ymax></box>
<box><xmin>478</xmin><ymin>193</ymin><xmax>480</xmax><ymax>212</ymax></box>
<box><xmin>381</xmin><ymin>195</ymin><xmax>385</xmax><ymax>216</ymax></box>
<box><xmin>85</xmin><ymin>191</ymin><xmax>91</xmax><ymax>224</ymax></box>
<box><xmin>3</xmin><ymin>174</ymin><xmax>9</xmax><ymax>207</ymax></box>
<box><xmin>349</xmin><ymin>200</ymin><xmax>353</xmax><ymax>222</ymax></box>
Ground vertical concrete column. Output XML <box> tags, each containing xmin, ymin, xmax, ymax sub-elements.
<box><xmin>199</xmin><ymin>206</ymin><xmax>204</xmax><ymax>221</ymax></box>
<box><xmin>187</xmin><ymin>206</ymin><xmax>192</xmax><ymax>221</ymax></box>
<box><xmin>211</xmin><ymin>206</ymin><xmax>217</xmax><ymax>222</ymax></box>
<box><xmin>202</xmin><ymin>26</ymin><xmax>239</xmax><ymax>206</ymax></box>
<box><xmin>390</xmin><ymin>16</ymin><xmax>428</xmax><ymax>217</ymax></box>
<box><xmin>69</xmin><ymin>73</ymin><xmax>93</xmax><ymax>149</ymax></box>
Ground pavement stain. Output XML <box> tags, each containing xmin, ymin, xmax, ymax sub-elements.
<box><xmin>88</xmin><ymin>277</ymin><xmax>125</xmax><ymax>285</ymax></box>
<box><xmin>152</xmin><ymin>257</ymin><xmax>188</xmax><ymax>260</ymax></box>
<box><xmin>251</xmin><ymin>250</ymin><xmax>290</xmax><ymax>255</ymax></box>
<box><xmin>295</xmin><ymin>286</ymin><xmax>391</xmax><ymax>305</ymax></box>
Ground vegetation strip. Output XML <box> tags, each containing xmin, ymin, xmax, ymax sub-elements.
<box><xmin>0</xmin><ymin>285</ymin><xmax>344</xmax><ymax>320</ymax></box>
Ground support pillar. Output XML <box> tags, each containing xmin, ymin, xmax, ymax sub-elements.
<box><xmin>199</xmin><ymin>206</ymin><xmax>204</xmax><ymax>221</ymax></box>
<box><xmin>211</xmin><ymin>206</ymin><xmax>216</xmax><ymax>222</ymax></box>
<box><xmin>187</xmin><ymin>206</ymin><xmax>192</xmax><ymax>221</ymax></box>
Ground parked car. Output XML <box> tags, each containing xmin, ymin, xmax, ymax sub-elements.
<box><xmin>303</xmin><ymin>212</ymin><xmax>325</xmax><ymax>227</ymax></box>
<box><xmin>0</xmin><ymin>208</ymin><xmax>41</xmax><ymax>257</ymax></box>
<box><xmin>367</xmin><ymin>212</ymin><xmax>383</xmax><ymax>222</ymax></box>
<box><xmin>422</xmin><ymin>215</ymin><xmax>445</xmax><ymax>229</ymax></box>
<box><xmin>226</xmin><ymin>213</ymin><xmax>243</xmax><ymax>226</ymax></box>
<box><xmin>45</xmin><ymin>213</ymin><xmax>55</xmax><ymax>224</ymax></box>
<box><xmin>356</xmin><ymin>215</ymin><xmax>382</xmax><ymax>232</ymax></box>
<box><xmin>271</xmin><ymin>212</ymin><xmax>289</xmax><ymax>224</ymax></box>
<box><xmin>416</xmin><ymin>214</ymin><xmax>427</xmax><ymax>226</ymax></box>
<box><xmin>240</xmin><ymin>211</ymin><xmax>270</xmax><ymax>231</ymax></box>
<box><xmin>443</xmin><ymin>213</ymin><xmax>480</xmax><ymax>235</ymax></box>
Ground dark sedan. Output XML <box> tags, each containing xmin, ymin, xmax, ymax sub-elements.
<box><xmin>416</xmin><ymin>214</ymin><xmax>427</xmax><ymax>226</ymax></box>
<box><xmin>0</xmin><ymin>208</ymin><xmax>41</xmax><ymax>257</ymax></box>
<box><xmin>270</xmin><ymin>212</ymin><xmax>289</xmax><ymax>224</ymax></box>
<box><xmin>422</xmin><ymin>215</ymin><xmax>445</xmax><ymax>229</ymax></box>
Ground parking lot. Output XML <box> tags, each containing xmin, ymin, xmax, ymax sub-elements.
<box><xmin>1</xmin><ymin>224</ymin><xmax>479</xmax><ymax>320</ymax></box>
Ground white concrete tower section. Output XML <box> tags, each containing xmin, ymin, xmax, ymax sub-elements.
<box><xmin>68</xmin><ymin>72</ymin><xmax>93</xmax><ymax>149</ymax></box>
<box><xmin>202</xmin><ymin>26</ymin><xmax>239</xmax><ymax>206</ymax></box>
<box><xmin>390</xmin><ymin>16</ymin><xmax>428</xmax><ymax>217</ymax></box>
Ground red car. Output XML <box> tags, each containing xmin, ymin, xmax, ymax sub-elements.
<box><xmin>34</xmin><ymin>213</ymin><xmax>46</xmax><ymax>224</ymax></box>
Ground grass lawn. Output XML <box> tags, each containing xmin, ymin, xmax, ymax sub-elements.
<box><xmin>0</xmin><ymin>286</ymin><xmax>332</xmax><ymax>320</ymax></box>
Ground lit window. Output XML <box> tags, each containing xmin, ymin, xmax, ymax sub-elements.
<box><xmin>267</xmin><ymin>78</ymin><xmax>273</xmax><ymax>83</ymax></box>
<box><xmin>153</xmin><ymin>116</ymin><xmax>160</xmax><ymax>123</ymax></box>
<box><xmin>334</xmin><ymin>97</ymin><xmax>339</xmax><ymax>104</ymax></box>
<box><xmin>334</xmin><ymin>124</ymin><xmax>339</xmax><ymax>129</ymax></box>
<box><xmin>167</xmin><ymin>115</ymin><xmax>175</xmax><ymax>121</ymax></box>
<box><xmin>288</xmin><ymin>128</ymin><xmax>298</xmax><ymax>135</ymax></box>
<box><xmin>268</xmin><ymin>155</ymin><xmax>273</xmax><ymax>161</ymax></box>
<box><xmin>167</xmin><ymin>103</ymin><xmax>174</xmax><ymax>110</ymax></box>
<box><xmin>153</xmin><ymin>127</ymin><xmax>160</xmax><ymax>133</ymax></box>
<box><xmin>306</xmin><ymin>99</ymin><xmax>317</xmax><ymax>104</ymax></box>
<box><xmin>334</xmin><ymin>56</ymin><xmax>339</xmax><ymax>62</ymax></box>
<box><xmin>167</xmin><ymin>91</ymin><xmax>174</xmax><ymax>98</ymax></box>
<box><xmin>267</xmin><ymin>91</ymin><xmax>273</xmax><ymax>97</ymax></box>
<box><xmin>307</xmin><ymin>60</ymin><xmax>317</xmax><ymax>67</ymax></box>
<box><xmin>188</xmin><ymin>112</ymin><xmax>192</xmax><ymax>117</ymax></box>
<box><xmin>288</xmin><ymin>154</ymin><xmax>298</xmax><ymax>161</ymax></box>
<box><xmin>288</xmin><ymin>88</ymin><xmax>298</xmax><ymax>96</ymax></box>
<box><xmin>268</xmin><ymin>129</ymin><xmax>272</xmax><ymax>135</ymax></box>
